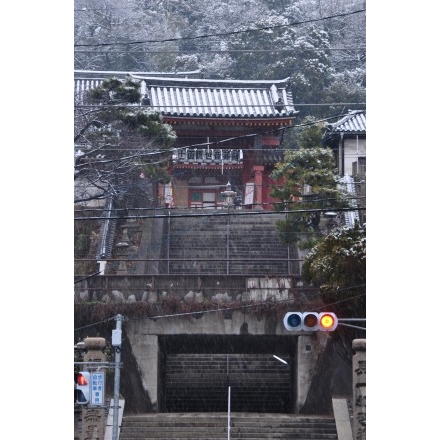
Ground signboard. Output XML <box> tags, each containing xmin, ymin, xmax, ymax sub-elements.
<box><xmin>91</xmin><ymin>371</ymin><xmax>105</xmax><ymax>406</ymax></box>
<box><xmin>244</xmin><ymin>182</ymin><xmax>254</xmax><ymax>205</ymax></box>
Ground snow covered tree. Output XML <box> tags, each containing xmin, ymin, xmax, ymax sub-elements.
<box><xmin>301</xmin><ymin>221</ymin><xmax>366</xmax><ymax>298</ymax></box>
<box><xmin>270</xmin><ymin>140</ymin><xmax>350</xmax><ymax>247</ymax></box>
<box><xmin>74</xmin><ymin>0</ymin><xmax>181</xmax><ymax>71</ymax></box>
<box><xmin>171</xmin><ymin>0</ymin><xmax>269</xmax><ymax>78</ymax></box>
<box><xmin>227</xmin><ymin>13</ymin><xmax>297</xmax><ymax>80</ymax></box>
<box><xmin>301</xmin><ymin>220</ymin><xmax>366</xmax><ymax>372</ymax></box>
<box><xmin>74</xmin><ymin>0</ymin><xmax>366</xmax><ymax>119</ymax></box>
<box><xmin>322</xmin><ymin>67</ymin><xmax>366</xmax><ymax>113</ymax></box>
<box><xmin>74</xmin><ymin>77</ymin><xmax>176</xmax><ymax>206</ymax></box>
<box><xmin>289</xmin><ymin>25</ymin><xmax>333</xmax><ymax>116</ymax></box>
<box><xmin>74</xmin><ymin>0</ymin><xmax>145</xmax><ymax>71</ymax></box>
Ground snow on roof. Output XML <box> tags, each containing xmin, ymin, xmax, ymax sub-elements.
<box><xmin>74</xmin><ymin>71</ymin><xmax>298</xmax><ymax>119</ymax></box>
<box><xmin>74</xmin><ymin>69</ymin><xmax>202</xmax><ymax>79</ymax></box>
<box><xmin>327</xmin><ymin>110</ymin><xmax>366</xmax><ymax>133</ymax></box>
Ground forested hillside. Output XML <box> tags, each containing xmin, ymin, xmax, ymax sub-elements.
<box><xmin>74</xmin><ymin>0</ymin><xmax>366</xmax><ymax>120</ymax></box>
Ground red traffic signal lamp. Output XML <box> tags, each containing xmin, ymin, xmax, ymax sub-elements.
<box><xmin>75</xmin><ymin>371</ymin><xmax>91</xmax><ymax>404</ymax></box>
<box><xmin>283</xmin><ymin>312</ymin><xmax>338</xmax><ymax>332</ymax></box>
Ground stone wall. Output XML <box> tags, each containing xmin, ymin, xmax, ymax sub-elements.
<box><xmin>73</xmin><ymin>274</ymin><xmax>312</xmax><ymax>304</ymax></box>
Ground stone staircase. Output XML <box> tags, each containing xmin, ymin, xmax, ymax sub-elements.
<box><xmin>161</xmin><ymin>210</ymin><xmax>292</xmax><ymax>275</ymax></box>
<box><xmin>118</xmin><ymin>412</ymin><xmax>339</xmax><ymax>439</ymax></box>
<box><xmin>164</xmin><ymin>353</ymin><xmax>291</xmax><ymax>413</ymax></box>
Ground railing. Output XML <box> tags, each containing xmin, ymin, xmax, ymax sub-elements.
<box><xmin>340</xmin><ymin>175</ymin><xmax>361</xmax><ymax>228</ymax></box>
<box><xmin>174</xmin><ymin>148</ymin><xmax>243</xmax><ymax>164</ymax></box>
<box><xmin>227</xmin><ymin>385</ymin><xmax>231</xmax><ymax>440</ymax></box>
<box><xmin>75</xmin><ymin>256</ymin><xmax>301</xmax><ymax>277</ymax></box>
<box><xmin>96</xmin><ymin>196</ymin><xmax>116</xmax><ymax>259</ymax></box>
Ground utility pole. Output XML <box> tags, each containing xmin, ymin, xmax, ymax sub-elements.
<box><xmin>112</xmin><ymin>314</ymin><xmax>123</xmax><ymax>440</ymax></box>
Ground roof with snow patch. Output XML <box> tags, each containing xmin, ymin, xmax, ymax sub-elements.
<box><xmin>74</xmin><ymin>71</ymin><xmax>298</xmax><ymax>119</ymax></box>
<box><xmin>327</xmin><ymin>110</ymin><xmax>366</xmax><ymax>134</ymax></box>
<box><xmin>322</xmin><ymin>110</ymin><xmax>366</xmax><ymax>145</ymax></box>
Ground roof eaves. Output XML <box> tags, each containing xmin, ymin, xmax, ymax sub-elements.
<box><xmin>322</xmin><ymin>110</ymin><xmax>366</xmax><ymax>143</ymax></box>
<box><xmin>133</xmin><ymin>75</ymin><xmax>292</xmax><ymax>89</ymax></box>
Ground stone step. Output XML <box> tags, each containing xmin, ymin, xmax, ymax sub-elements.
<box><xmin>159</xmin><ymin>214</ymin><xmax>293</xmax><ymax>276</ymax></box>
<box><xmin>119</xmin><ymin>413</ymin><xmax>338</xmax><ymax>440</ymax></box>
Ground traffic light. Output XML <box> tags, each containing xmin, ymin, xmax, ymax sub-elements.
<box><xmin>283</xmin><ymin>312</ymin><xmax>338</xmax><ymax>332</ymax></box>
<box><xmin>75</xmin><ymin>371</ymin><xmax>91</xmax><ymax>404</ymax></box>
<box><xmin>318</xmin><ymin>312</ymin><xmax>338</xmax><ymax>331</ymax></box>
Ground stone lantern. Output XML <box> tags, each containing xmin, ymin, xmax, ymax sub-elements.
<box><xmin>220</xmin><ymin>181</ymin><xmax>236</xmax><ymax>208</ymax></box>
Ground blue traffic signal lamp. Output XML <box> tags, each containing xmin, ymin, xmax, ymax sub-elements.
<box><xmin>75</xmin><ymin>371</ymin><xmax>91</xmax><ymax>404</ymax></box>
<box><xmin>283</xmin><ymin>312</ymin><xmax>338</xmax><ymax>332</ymax></box>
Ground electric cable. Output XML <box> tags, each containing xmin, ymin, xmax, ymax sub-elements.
<box><xmin>74</xmin><ymin>9</ymin><xmax>366</xmax><ymax>47</ymax></box>
<box><xmin>74</xmin><ymin>286</ymin><xmax>366</xmax><ymax>332</ymax></box>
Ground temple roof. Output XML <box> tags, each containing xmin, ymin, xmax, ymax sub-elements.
<box><xmin>74</xmin><ymin>70</ymin><xmax>298</xmax><ymax>119</ymax></box>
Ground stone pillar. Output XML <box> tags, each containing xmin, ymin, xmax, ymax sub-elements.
<box><xmin>81</xmin><ymin>337</ymin><xmax>107</xmax><ymax>440</ymax></box>
<box><xmin>296</xmin><ymin>334</ymin><xmax>320</xmax><ymax>413</ymax></box>
<box><xmin>352</xmin><ymin>339</ymin><xmax>366</xmax><ymax>440</ymax></box>
<box><xmin>125</xmin><ymin>320</ymin><xmax>160</xmax><ymax>411</ymax></box>
<box><xmin>252</xmin><ymin>166</ymin><xmax>264</xmax><ymax>209</ymax></box>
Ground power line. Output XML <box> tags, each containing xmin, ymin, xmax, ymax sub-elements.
<box><xmin>74</xmin><ymin>103</ymin><xmax>365</xmax><ymax>109</ymax></box>
<box><xmin>74</xmin><ymin>315</ymin><xmax>118</xmax><ymax>332</ymax></box>
<box><xmin>74</xmin><ymin>270</ymin><xmax>104</xmax><ymax>284</ymax></box>
<box><xmin>75</xmin><ymin>191</ymin><xmax>366</xmax><ymax>214</ymax></box>
<box><xmin>74</xmin><ymin>9</ymin><xmax>366</xmax><ymax>47</ymax></box>
<box><xmin>74</xmin><ymin>288</ymin><xmax>366</xmax><ymax>332</ymax></box>
<box><xmin>73</xmin><ymin>206</ymin><xmax>365</xmax><ymax>221</ymax></box>
<box><xmin>74</xmin><ymin>111</ymin><xmax>365</xmax><ymax>154</ymax></box>
<box><xmin>74</xmin><ymin>203</ymin><xmax>366</xmax><ymax>223</ymax></box>
<box><xmin>74</xmin><ymin>47</ymin><xmax>366</xmax><ymax>54</ymax></box>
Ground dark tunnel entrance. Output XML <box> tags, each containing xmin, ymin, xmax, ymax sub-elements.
<box><xmin>159</xmin><ymin>334</ymin><xmax>297</xmax><ymax>413</ymax></box>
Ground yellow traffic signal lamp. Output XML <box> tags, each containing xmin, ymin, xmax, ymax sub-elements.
<box><xmin>283</xmin><ymin>312</ymin><xmax>338</xmax><ymax>332</ymax></box>
<box><xmin>319</xmin><ymin>312</ymin><xmax>338</xmax><ymax>331</ymax></box>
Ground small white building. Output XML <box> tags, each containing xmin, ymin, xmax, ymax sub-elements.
<box><xmin>322</xmin><ymin>110</ymin><xmax>366</xmax><ymax>226</ymax></box>
<box><xmin>322</xmin><ymin>109</ymin><xmax>366</xmax><ymax>178</ymax></box>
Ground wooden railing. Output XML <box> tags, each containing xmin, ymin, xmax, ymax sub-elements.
<box><xmin>174</xmin><ymin>148</ymin><xmax>243</xmax><ymax>164</ymax></box>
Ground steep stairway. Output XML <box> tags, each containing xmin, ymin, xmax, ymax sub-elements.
<box><xmin>164</xmin><ymin>353</ymin><xmax>291</xmax><ymax>413</ymax></box>
<box><xmin>118</xmin><ymin>412</ymin><xmax>339</xmax><ymax>440</ymax></box>
<box><xmin>161</xmin><ymin>210</ymin><xmax>292</xmax><ymax>275</ymax></box>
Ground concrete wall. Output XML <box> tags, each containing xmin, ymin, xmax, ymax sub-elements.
<box><xmin>296</xmin><ymin>333</ymin><xmax>330</xmax><ymax>413</ymax></box>
<box><xmin>124</xmin><ymin>311</ymin><xmax>331</xmax><ymax>414</ymax></box>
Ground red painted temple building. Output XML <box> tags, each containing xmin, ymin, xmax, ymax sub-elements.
<box><xmin>74</xmin><ymin>71</ymin><xmax>298</xmax><ymax>210</ymax></box>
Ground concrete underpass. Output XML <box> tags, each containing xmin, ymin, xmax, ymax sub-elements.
<box><xmin>159</xmin><ymin>335</ymin><xmax>297</xmax><ymax>413</ymax></box>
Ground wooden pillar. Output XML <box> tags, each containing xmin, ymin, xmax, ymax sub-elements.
<box><xmin>253</xmin><ymin>166</ymin><xmax>264</xmax><ymax>209</ymax></box>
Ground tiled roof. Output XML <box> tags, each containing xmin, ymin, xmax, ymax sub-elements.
<box><xmin>74</xmin><ymin>71</ymin><xmax>298</xmax><ymax>119</ymax></box>
<box><xmin>322</xmin><ymin>110</ymin><xmax>366</xmax><ymax>145</ymax></box>
<box><xmin>74</xmin><ymin>69</ymin><xmax>202</xmax><ymax>79</ymax></box>
<box><xmin>327</xmin><ymin>110</ymin><xmax>366</xmax><ymax>133</ymax></box>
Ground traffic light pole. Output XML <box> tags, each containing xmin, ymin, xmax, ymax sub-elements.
<box><xmin>338</xmin><ymin>318</ymin><xmax>366</xmax><ymax>331</ymax></box>
<box><xmin>112</xmin><ymin>314</ymin><xmax>123</xmax><ymax>440</ymax></box>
